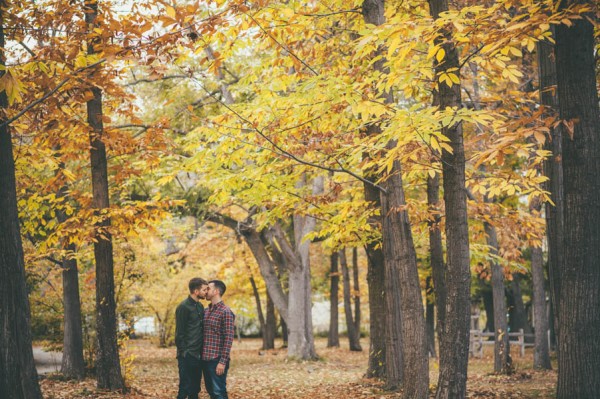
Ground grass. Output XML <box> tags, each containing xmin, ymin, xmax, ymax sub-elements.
<box><xmin>41</xmin><ymin>337</ymin><xmax>557</xmax><ymax>398</ymax></box>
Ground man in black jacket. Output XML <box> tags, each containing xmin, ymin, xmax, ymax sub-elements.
<box><xmin>175</xmin><ymin>277</ymin><xmax>208</xmax><ymax>399</ymax></box>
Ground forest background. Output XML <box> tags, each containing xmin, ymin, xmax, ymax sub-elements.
<box><xmin>0</xmin><ymin>0</ymin><xmax>598</xmax><ymax>398</ymax></box>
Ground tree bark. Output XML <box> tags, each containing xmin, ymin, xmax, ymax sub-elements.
<box><xmin>430</xmin><ymin>0</ymin><xmax>471</xmax><ymax>397</ymax></box>
<box><xmin>481</xmin><ymin>283</ymin><xmax>495</xmax><ymax>333</ymax></box>
<box><xmin>425</xmin><ymin>277</ymin><xmax>437</xmax><ymax>358</ymax></box>
<box><xmin>264</xmin><ymin>291</ymin><xmax>276</xmax><ymax>350</ymax></box>
<box><xmin>85</xmin><ymin>0</ymin><xmax>125</xmax><ymax>390</ymax></box>
<box><xmin>286</xmin><ymin>176</ymin><xmax>320</xmax><ymax>360</ymax></box>
<box><xmin>362</xmin><ymin>182</ymin><xmax>386</xmax><ymax>378</ymax></box>
<box><xmin>340</xmin><ymin>250</ymin><xmax>362</xmax><ymax>351</ymax></box>
<box><xmin>351</xmin><ymin>248</ymin><xmax>361</xmax><ymax>340</ymax></box>
<box><xmin>554</xmin><ymin>6</ymin><xmax>600</xmax><ymax>397</ymax></box>
<box><xmin>281</xmin><ymin>317</ymin><xmax>288</xmax><ymax>348</ymax></box>
<box><xmin>427</xmin><ymin>172</ymin><xmax>445</xmax><ymax>355</ymax></box>
<box><xmin>0</xmin><ymin>8</ymin><xmax>43</xmax><ymax>397</ymax></box>
<box><xmin>60</xmin><ymin>243</ymin><xmax>86</xmax><ymax>379</ymax></box>
<box><xmin>360</xmin><ymin>0</ymin><xmax>392</xmax><ymax>383</ymax></box>
<box><xmin>538</xmin><ymin>35</ymin><xmax>562</xmax><ymax>353</ymax></box>
<box><xmin>207</xmin><ymin>213</ymin><xmax>289</xmax><ymax>323</ymax></box>
<box><xmin>484</xmin><ymin>222</ymin><xmax>510</xmax><ymax>373</ymax></box>
<box><xmin>249</xmin><ymin>276</ymin><xmax>267</xmax><ymax>348</ymax></box>
<box><xmin>380</xmin><ymin>164</ymin><xmax>428</xmax><ymax>397</ymax></box>
<box><xmin>327</xmin><ymin>252</ymin><xmax>340</xmax><ymax>347</ymax></box>
<box><xmin>531</xmin><ymin>241</ymin><xmax>551</xmax><ymax>369</ymax></box>
<box><xmin>55</xmin><ymin>186</ymin><xmax>85</xmax><ymax>379</ymax></box>
<box><xmin>507</xmin><ymin>275</ymin><xmax>532</xmax><ymax>338</ymax></box>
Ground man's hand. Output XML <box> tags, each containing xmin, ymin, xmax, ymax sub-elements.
<box><xmin>216</xmin><ymin>363</ymin><xmax>226</xmax><ymax>376</ymax></box>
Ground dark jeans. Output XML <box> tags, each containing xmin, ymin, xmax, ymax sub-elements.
<box><xmin>177</xmin><ymin>354</ymin><xmax>202</xmax><ymax>399</ymax></box>
<box><xmin>203</xmin><ymin>358</ymin><xmax>229</xmax><ymax>399</ymax></box>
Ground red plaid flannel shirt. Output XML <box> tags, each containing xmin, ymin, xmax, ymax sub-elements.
<box><xmin>202</xmin><ymin>301</ymin><xmax>235</xmax><ymax>365</ymax></box>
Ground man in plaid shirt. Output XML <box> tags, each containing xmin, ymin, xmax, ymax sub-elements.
<box><xmin>202</xmin><ymin>280</ymin><xmax>235</xmax><ymax>399</ymax></box>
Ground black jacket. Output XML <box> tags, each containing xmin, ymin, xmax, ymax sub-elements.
<box><xmin>175</xmin><ymin>296</ymin><xmax>204</xmax><ymax>358</ymax></box>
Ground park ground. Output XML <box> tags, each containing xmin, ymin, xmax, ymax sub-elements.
<box><xmin>40</xmin><ymin>338</ymin><xmax>557</xmax><ymax>398</ymax></box>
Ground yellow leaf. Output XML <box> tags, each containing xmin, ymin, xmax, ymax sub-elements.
<box><xmin>448</xmin><ymin>73</ymin><xmax>460</xmax><ymax>84</ymax></box>
<box><xmin>509</xmin><ymin>47</ymin><xmax>523</xmax><ymax>57</ymax></box>
<box><xmin>166</xmin><ymin>5</ymin><xmax>176</xmax><ymax>19</ymax></box>
<box><xmin>436</xmin><ymin>48</ymin><xmax>446</xmax><ymax>63</ymax></box>
<box><xmin>430</xmin><ymin>136</ymin><xmax>441</xmax><ymax>153</ymax></box>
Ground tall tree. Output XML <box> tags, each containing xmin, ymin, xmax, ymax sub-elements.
<box><xmin>507</xmin><ymin>274</ymin><xmax>532</xmax><ymax>337</ymax></box>
<box><xmin>84</xmin><ymin>0</ymin><xmax>125</xmax><ymax>390</ymax></box>
<box><xmin>360</xmin><ymin>0</ymin><xmax>399</xmax><ymax>385</ymax></box>
<box><xmin>529</xmin><ymin>207</ymin><xmax>551</xmax><ymax>369</ymax></box>
<box><xmin>340</xmin><ymin>249</ymin><xmax>362</xmax><ymax>351</ymax></box>
<box><xmin>360</xmin><ymin>0</ymin><xmax>387</xmax><ymax>379</ymax></box>
<box><xmin>327</xmin><ymin>252</ymin><xmax>340</xmax><ymax>347</ymax></box>
<box><xmin>58</xmin><ymin>232</ymin><xmax>86</xmax><ymax>379</ymax></box>
<box><xmin>249</xmin><ymin>275</ymin><xmax>268</xmax><ymax>349</ymax></box>
<box><xmin>54</xmin><ymin>166</ymin><xmax>85</xmax><ymax>379</ymax></box>
<box><xmin>538</xmin><ymin>33</ymin><xmax>562</xmax><ymax>354</ymax></box>
<box><xmin>425</xmin><ymin>277</ymin><xmax>437</xmax><ymax>358</ymax></box>
<box><xmin>483</xmin><ymin>222</ymin><xmax>510</xmax><ymax>373</ymax></box>
<box><xmin>379</xmin><ymin>152</ymin><xmax>428</xmax><ymax>396</ymax></box>
<box><xmin>430</xmin><ymin>0</ymin><xmax>471</xmax><ymax>396</ymax></box>
<box><xmin>553</xmin><ymin>2</ymin><xmax>600</xmax><ymax>397</ymax></box>
<box><xmin>264</xmin><ymin>292</ymin><xmax>277</xmax><ymax>350</ymax></box>
<box><xmin>427</xmin><ymin>171</ymin><xmax>445</xmax><ymax>357</ymax></box>
<box><xmin>288</xmin><ymin>175</ymin><xmax>321</xmax><ymax>360</ymax></box>
<box><xmin>0</xmin><ymin>4</ymin><xmax>43</xmax><ymax>397</ymax></box>
<box><xmin>351</xmin><ymin>248</ymin><xmax>361</xmax><ymax>345</ymax></box>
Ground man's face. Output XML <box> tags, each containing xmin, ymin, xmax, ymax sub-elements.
<box><xmin>193</xmin><ymin>284</ymin><xmax>209</xmax><ymax>300</ymax></box>
<box><xmin>206</xmin><ymin>282</ymin><xmax>217</xmax><ymax>300</ymax></box>
<box><xmin>199</xmin><ymin>284</ymin><xmax>209</xmax><ymax>300</ymax></box>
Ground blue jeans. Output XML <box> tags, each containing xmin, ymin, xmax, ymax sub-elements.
<box><xmin>203</xmin><ymin>358</ymin><xmax>229</xmax><ymax>399</ymax></box>
<box><xmin>177</xmin><ymin>354</ymin><xmax>202</xmax><ymax>399</ymax></box>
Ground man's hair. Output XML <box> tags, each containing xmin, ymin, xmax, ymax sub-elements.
<box><xmin>209</xmin><ymin>280</ymin><xmax>227</xmax><ymax>296</ymax></box>
<box><xmin>189</xmin><ymin>277</ymin><xmax>208</xmax><ymax>293</ymax></box>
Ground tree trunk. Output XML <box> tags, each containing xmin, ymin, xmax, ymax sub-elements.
<box><xmin>249</xmin><ymin>276</ymin><xmax>267</xmax><ymax>348</ymax></box>
<box><xmin>538</xmin><ymin>35</ymin><xmax>562</xmax><ymax>353</ymax></box>
<box><xmin>360</xmin><ymin>0</ymin><xmax>391</xmax><ymax>383</ymax></box>
<box><xmin>507</xmin><ymin>275</ymin><xmax>532</xmax><ymax>337</ymax></box>
<box><xmin>481</xmin><ymin>284</ymin><xmax>495</xmax><ymax>333</ymax></box>
<box><xmin>361</xmin><ymin>0</ymin><xmax>431</xmax><ymax>389</ymax></box>
<box><xmin>287</xmin><ymin>176</ymin><xmax>320</xmax><ymax>360</ymax></box>
<box><xmin>484</xmin><ymin>222</ymin><xmax>510</xmax><ymax>373</ymax></box>
<box><xmin>85</xmin><ymin>0</ymin><xmax>124</xmax><ymax>390</ymax></box>
<box><xmin>0</xmin><ymin>10</ymin><xmax>43</xmax><ymax>397</ymax></box>
<box><xmin>554</xmin><ymin>7</ymin><xmax>600</xmax><ymax>397</ymax></box>
<box><xmin>207</xmin><ymin>213</ymin><xmax>289</xmax><ymax>323</ymax></box>
<box><xmin>340</xmin><ymin>250</ymin><xmax>362</xmax><ymax>351</ymax></box>
<box><xmin>531</xmin><ymin>241</ymin><xmax>551</xmax><ymax>369</ymax></box>
<box><xmin>327</xmin><ymin>252</ymin><xmax>340</xmax><ymax>347</ymax></box>
<box><xmin>264</xmin><ymin>291</ymin><xmax>276</xmax><ymax>350</ymax></box>
<box><xmin>364</xmin><ymin>237</ymin><xmax>386</xmax><ymax>378</ymax></box>
<box><xmin>425</xmin><ymin>277</ymin><xmax>437</xmax><ymax>358</ymax></box>
<box><xmin>287</xmin><ymin>252</ymin><xmax>314</xmax><ymax>360</ymax></box>
<box><xmin>351</xmin><ymin>248</ymin><xmax>361</xmax><ymax>339</ymax></box>
<box><xmin>427</xmin><ymin>172</ymin><xmax>445</xmax><ymax>356</ymax></box>
<box><xmin>380</xmin><ymin>164</ymin><xmax>428</xmax><ymax>397</ymax></box>
<box><xmin>430</xmin><ymin>0</ymin><xmax>471</xmax><ymax>397</ymax></box>
<box><xmin>60</xmin><ymin>244</ymin><xmax>86</xmax><ymax>379</ymax></box>
<box><xmin>55</xmin><ymin>193</ymin><xmax>85</xmax><ymax>379</ymax></box>
<box><xmin>281</xmin><ymin>317</ymin><xmax>288</xmax><ymax>348</ymax></box>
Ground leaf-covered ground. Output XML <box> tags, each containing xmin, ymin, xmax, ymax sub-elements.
<box><xmin>41</xmin><ymin>338</ymin><xmax>556</xmax><ymax>398</ymax></box>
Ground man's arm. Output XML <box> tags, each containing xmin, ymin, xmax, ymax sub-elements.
<box><xmin>174</xmin><ymin>304</ymin><xmax>188</xmax><ymax>353</ymax></box>
<box><xmin>218</xmin><ymin>309</ymin><xmax>235</xmax><ymax>365</ymax></box>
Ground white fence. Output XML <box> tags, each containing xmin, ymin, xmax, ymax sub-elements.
<box><xmin>469</xmin><ymin>328</ymin><xmax>537</xmax><ymax>358</ymax></box>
